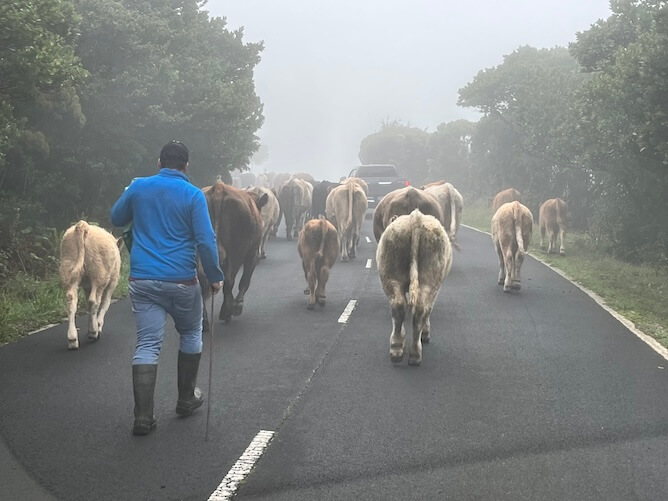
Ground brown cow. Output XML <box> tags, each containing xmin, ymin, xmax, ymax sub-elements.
<box><xmin>200</xmin><ymin>182</ymin><xmax>267</xmax><ymax>325</ymax></box>
<box><xmin>298</xmin><ymin>217</ymin><xmax>340</xmax><ymax>309</ymax></box>
<box><xmin>491</xmin><ymin>201</ymin><xmax>533</xmax><ymax>292</ymax></box>
<box><xmin>423</xmin><ymin>181</ymin><xmax>464</xmax><ymax>242</ymax></box>
<box><xmin>372</xmin><ymin>186</ymin><xmax>443</xmax><ymax>242</ymax></box>
<box><xmin>376</xmin><ymin>209</ymin><xmax>452</xmax><ymax>366</ymax></box>
<box><xmin>492</xmin><ymin>188</ymin><xmax>522</xmax><ymax>213</ymax></box>
<box><xmin>326</xmin><ymin>182</ymin><xmax>368</xmax><ymax>261</ymax></box>
<box><xmin>60</xmin><ymin>221</ymin><xmax>121</xmax><ymax>349</ymax></box>
<box><xmin>539</xmin><ymin>198</ymin><xmax>567</xmax><ymax>255</ymax></box>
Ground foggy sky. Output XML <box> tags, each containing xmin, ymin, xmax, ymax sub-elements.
<box><xmin>207</xmin><ymin>1</ymin><xmax>611</xmax><ymax>180</ymax></box>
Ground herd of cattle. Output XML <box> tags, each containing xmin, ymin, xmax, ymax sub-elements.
<box><xmin>57</xmin><ymin>173</ymin><xmax>567</xmax><ymax>365</ymax></box>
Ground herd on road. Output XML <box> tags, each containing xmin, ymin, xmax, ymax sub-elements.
<box><xmin>57</xmin><ymin>173</ymin><xmax>568</xmax><ymax>365</ymax></box>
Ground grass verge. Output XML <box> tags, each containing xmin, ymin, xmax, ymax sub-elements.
<box><xmin>0</xmin><ymin>250</ymin><xmax>130</xmax><ymax>346</ymax></box>
<box><xmin>463</xmin><ymin>199</ymin><xmax>668</xmax><ymax>349</ymax></box>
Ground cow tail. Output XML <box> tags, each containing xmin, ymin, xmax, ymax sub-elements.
<box><xmin>513</xmin><ymin>202</ymin><xmax>526</xmax><ymax>254</ymax></box>
<box><xmin>408</xmin><ymin>210</ymin><xmax>421</xmax><ymax>308</ymax></box>
<box><xmin>448</xmin><ymin>186</ymin><xmax>457</xmax><ymax>239</ymax></box>
<box><xmin>345</xmin><ymin>181</ymin><xmax>354</xmax><ymax>239</ymax></box>
<box><xmin>69</xmin><ymin>221</ymin><xmax>89</xmax><ymax>280</ymax></box>
<box><xmin>317</xmin><ymin>216</ymin><xmax>328</xmax><ymax>259</ymax></box>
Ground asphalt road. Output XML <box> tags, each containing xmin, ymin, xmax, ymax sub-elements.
<box><xmin>1</xmin><ymin>218</ymin><xmax>667</xmax><ymax>500</ymax></box>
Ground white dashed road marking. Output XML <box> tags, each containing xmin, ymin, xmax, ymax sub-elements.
<box><xmin>338</xmin><ymin>300</ymin><xmax>358</xmax><ymax>324</ymax></box>
<box><xmin>365</xmin><ymin>236</ymin><xmax>371</xmax><ymax>243</ymax></box>
<box><xmin>365</xmin><ymin>259</ymin><xmax>372</xmax><ymax>269</ymax></box>
<box><xmin>208</xmin><ymin>430</ymin><xmax>275</xmax><ymax>500</ymax></box>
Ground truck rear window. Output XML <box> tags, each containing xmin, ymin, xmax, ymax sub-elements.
<box><xmin>355</xmin><ymin>166</ymin><xmax>399</xmax><ymax>177</ymax></box>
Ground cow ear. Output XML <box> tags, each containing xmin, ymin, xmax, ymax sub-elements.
<box><xmin>257</xmin><ymin>193</ymin><xmax>269</xmax><ymax>209</ymax></box>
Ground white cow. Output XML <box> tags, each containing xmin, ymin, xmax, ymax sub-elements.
<box><xmin>376</xmin><ymin>209</ymin><xmax>452</xmax><ymax>366</ymax></box>
<box><xmin>246</xmin><ymin>186</ymin><xmax>280</xmax><ymax>259</ymax></box>
<box><xmin>326</xmin><ymin>181</ymin><xmax>368</xmax><ymax>261</ymax></box>
<box><xmin>59</xmin><ymin>221</ymin><xmax>121</xmax><ymax>349</ymax></box>
<box><xmin>492</xmin><ymin>201</ymin><xmax>533</xmax><ymax>292</ymax></box>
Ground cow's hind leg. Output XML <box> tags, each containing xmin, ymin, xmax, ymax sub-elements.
<box><xmin>503</xmin><ymin>249</ymin><xmax>514</xmax><ymax>292</ymax></box>
<box><xmin>316</xmin><ymin>262</ymin><xmax>329</xmax><ymax>307</ymax></box>
<box><xmin>87</xmin><ymin>284</ymin><xmax>102</xmax><ymax>340</ymax></box>
<box><xmin>220</xmin><ymin>261</ymin><xmax>240</xmax><ymax>322</ymax></box>
<box><xmin>511</xmin><ymin>249</ymin><xmax>524</xmax><ymax>290</ymax></box>
<box><xmin>64</xmin><ymin>284</ymin><xmax>80</xmax><ymax>350</ymax></box>
<box><xmin>232</xmin><ymin>253</ymin><xmax>260</xmax><ymax>316</ymax></box>
<box><xmin>409</xmin><ymin>304</ymin><xmax>431</xmax><ymax>366</ymax></box>
<box><xmin>421</xmin><ymin>315</ymin><xmax>431</xmax><ymax>344</ymax></box>
<box><xmin>388</xmin><ymin>283</ymin><xmax>407</xmax><ymax>363</ymax></box>
<box><xmin>95</xmin><ymin>277</ymin><xmax>117</xmax><ymax>338</ymax></box>
<box><xmin>559</xmin><ymin>225</ymin><xmax>566</xmax><ymax>256</ymax></box>
<box><xmin>495</xmin><ymin>242</ymin><xmax>506</xmax><ymax>286</ymax></box>
<box><xmin>306</xmin><ymin>260</ymin><xmax>317</xmax><ymax>310</ymax></box>
<box><xmin>540</xmin><ymin>223</ymin><xmax>546</xmax><ymax>250</ymax></box>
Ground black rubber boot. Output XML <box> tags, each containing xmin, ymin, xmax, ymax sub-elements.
<box><xmin>132</xmin><ymin>364</ymin><xmax>157</xmax><ymax>436</ymax></box>
<box><xmin>176</xmin><ymin>351</ymin><xmax>204</xmax><ymax>417</ymax></box>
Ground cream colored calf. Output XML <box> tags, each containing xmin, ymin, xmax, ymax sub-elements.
<box><xmin>326</xmin><ymin>182</ymin><xmax>368</xmax><ymax>262</ymax></box>
<box><xmin>60</xmin><ymin>221</ymin><xmax>121</xmax><ymax>349</ymax></box>
<box><xmin>491</xmin><ymin>201</ymin><xmax>533</xmax><ymax>292</ymax></box>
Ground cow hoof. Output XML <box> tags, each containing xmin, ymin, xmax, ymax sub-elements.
<box><xmin>303</xmin><ymin>289</ymin><xmax>310</xmax><ymax>295</ymax></box>
<box><xmin>503</xmin><ymin>285</ymin><xmax>512</xmax><ymax>293</ymax></box>
<box><xmin>408</xmin><ymin>356</ymin><xmax>422</xmax><ymax>366</ymax></box>
<box><xmin>221</xmin><ymin>315</ymin><xmax>232</xmax><ymax>324</ymax></box>
<box><xmin>559</xmin><ymin>250</ymin><xmax>565</xmax><ymax>256</ymax></box>
<box><xmin>87</xmin><ymin>332</ymin><xmax>100</xmax><ymax>341</ymax></box>
<box><xmin>68</xmin><ymin>341</ymin><xmax>79</xmax><ymax>350</ymax></box>
<box><xmin>341</xmin><ymin>256</ymin><xmax>348</xmax><ymax>263</ymax></box>
<box><xmin>317</xmin><ymin>296</ymin><xmax>326</xmax><ymax>307</ymax></box>
<box><xmin>307</xmin><ymin>302</ymin><xmax>315</xmax><ymax>310</ymax></box>
<box><xmin>390</xmin><ymin>352</ymin><xmax>405</xmax><ymax>363</ymax></box>
<box><xmin>261</xmin><ymin>254</ymin><xmax>267</xmax><ymax>260</ymax></box>
<box><xmin>421</xmin><ymin>334</ymin><xmax>430</xmax><ymax>343</ymax></box>
<box><xmin>232</xmin><ymin>303</ymin><xmax>244</xmax><ymax>316</ymax></box>
<box><xmin>202</xmin><ymin>322</ymin><xmax>210</xmax><ymax>333</ymax></box>
<box><xmin>511</xmin><ymin>282</ymin><xmax>521</xmax><ymax>290</ymax></box>
<box><xmin>498</xmin><ymin>279</ymin><xmax>504</xmax><ymax>285</ymax></box>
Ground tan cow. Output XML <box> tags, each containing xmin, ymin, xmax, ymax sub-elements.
<box><xmin>491</xmin><ymin>201</ymin><xmax>533</xmax><ymax>292</ymax></box>
<box><xmin>423</xmin><ymin>181</ymin><xmax>464</xmax><ymax>242</ymax></box>
<box><xmin>246</xmin><ymin>186</ymin><xmax>280</xmax><ymax>259</ymax></box>
<box><xmin>341</xmin><ymin>176</ymin><xmax>369</xmax><ymax>196</ymax></box>
<box><xmin>325</xmin><ymin>182</ymin><xmax>368</xmax><ymax>261</ymax></box>
<box><xmin>278</xmin><ymin>177</ymin><xmax>312</xmax><ymax>240</ymax></box>
<box><xmin>298</xmin><ymin>217</ymin><xmax>340</xmax><ymax>309</ymax></box>
<box><xmin>60</xmin><ymin>221</ymin><xmax>121</xmax><ymax>350</ymax></box>
<box><xmin>377</xmin><ymin>209</ymin><xmax>452</xmax><ymax>366</ymax></box>
<box><xmin>492</xmin><ymin>188</ymin><xmax>522</xmax><ymax>213</ymax></box>
<box><xmin>539</xmin><ymin>198</ymin><xmax>567</xmax><ymax>255</ymax></box>
<box><xmin>373</xmin><ymin>186</ymin><xmax>443</xmax><ymax>242</ymax></box>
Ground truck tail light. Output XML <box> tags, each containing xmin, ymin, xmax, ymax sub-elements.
<box><xmin>405</xmin><ymin>180</ymin><xmax>410</xmax><ymax>186</ymax></box>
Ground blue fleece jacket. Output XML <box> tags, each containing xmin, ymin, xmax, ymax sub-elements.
<box><xmin>111</xmin><ymin>168</ymin><xmax>224</xmax><ymax>283</ymax></box>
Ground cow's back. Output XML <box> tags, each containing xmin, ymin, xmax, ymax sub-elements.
<box><xmin>492</xmin><ymin>188</ymin><xmax>522</xmax><ymax>213</ymax></box>
<box><xmin>373</xmin><ymin>187</ymin><xmax>442</xmax><ymax>241</ymax></box>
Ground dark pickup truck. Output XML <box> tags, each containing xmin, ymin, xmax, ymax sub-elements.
<box><xmin>346</xmin><ymin>164</ymin><xmax>410</xmax><ymax>209</ymax></box>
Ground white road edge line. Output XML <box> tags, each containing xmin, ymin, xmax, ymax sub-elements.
<box><xmin>365</xmin><ymin>236</ymin><xmax>371</xmax><ymax>243</ymax></box>
<box><xmin>208</xmin><ymin>430</ymin><xmax>275</xmax><ymax>501</ymax></box>
<box><xmin>338</xmin><ymin>299</ymin><xmax>358</xmax><ymax>324</ymax></box>
<box><xmin>365</xmin><ymin>259</ymin><xmax>372</xmax><ymax>269</ymax></box>
<box><xmin>461</xmin><ymin>224</ymin><xmax>668</xmax><ymax>362</ymax></box>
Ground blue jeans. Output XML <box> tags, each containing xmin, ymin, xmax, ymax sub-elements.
<box><xmin>129</xmin><ymin>280</ymin><xmax>203</xmax><ymax>365</ymax></box>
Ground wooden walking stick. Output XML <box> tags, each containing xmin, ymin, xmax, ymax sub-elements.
<box><xmin>205</xmin><ymin>292</ymin><xmax>215</xmax><ymax>442</ymax></box>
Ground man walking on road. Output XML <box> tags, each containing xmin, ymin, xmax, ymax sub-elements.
<box><xmin>111</xmin><ymin>141</ymin><xmax>224</xmax><ymax>436</ymax></box>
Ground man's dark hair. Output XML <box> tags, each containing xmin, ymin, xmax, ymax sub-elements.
<box><xmin>159</xmin><ymin>141</ymin><xmax>189</xmax><ymax>170</ymax></box>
